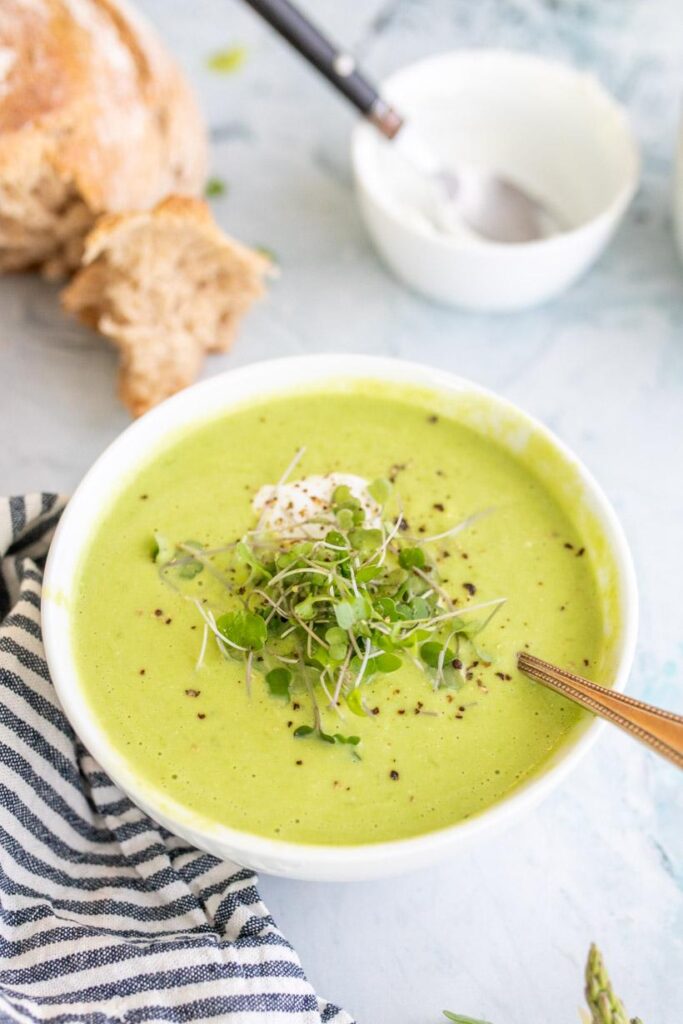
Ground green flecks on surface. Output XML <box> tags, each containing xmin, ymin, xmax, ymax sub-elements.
<box><xmin>204</xmin><ymin>177</ymin><xmax>228</xmax><ymax>198</ymax></box>
<box><xmin>253</xmin><ymin>245</ymin><xmax>278</xmax><ymax>264</ymax></box>
<box><xmin>206</xmin><ymin>46</ymin><xmax>247</xmax><ymax>74</ymax></box>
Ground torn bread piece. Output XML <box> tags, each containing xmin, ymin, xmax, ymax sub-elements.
<box><xmin>62</xmin><ymin>196</ymin><xmax>271</xmax><ymax>417</ymax></box>
<box><xmin>0</xmin><ymin>0</ymin><xmax>207</xmax><ymax>278</ymax></box>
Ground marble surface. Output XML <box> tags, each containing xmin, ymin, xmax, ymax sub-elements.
<box><xmin>1</xmin><ymin>1</ymin><xmax>682</xmax><ymax>1020</ymax></box>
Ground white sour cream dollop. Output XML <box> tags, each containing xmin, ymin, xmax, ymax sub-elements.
<box><xmin>252</xmin><ymin>474</ymin><xmax>381</xmax><ymax>539</ymax></box>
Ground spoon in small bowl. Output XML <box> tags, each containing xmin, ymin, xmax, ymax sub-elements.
<box><xmin>241</xmin><ymin>0</ymin><xmax>559</xmax><ymax>243</ymax></box>
<box><xmin>518</xmin><ymin>652</ymin><xmax>683</xmax><ymax>769</ymax></box>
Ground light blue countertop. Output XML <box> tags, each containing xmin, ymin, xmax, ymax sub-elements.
<box><xmin>1</xmin><ymin>2</ymin><xmax>681</xmax><ymax>1021</ymax></box>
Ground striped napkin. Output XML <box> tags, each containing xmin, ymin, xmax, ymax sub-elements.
<box><xmin>0</xmin><ymin>495</ymin><xmax>352</xmax><ymax>1023</ymax></box>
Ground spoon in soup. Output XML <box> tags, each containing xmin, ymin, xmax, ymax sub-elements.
<box><xmin>241</xmin><ymin>0</ymin><xmax>559</xmax><ymax>243</ymax></box>
<box><xmin>518</xmin><ymin>652</ymin><xmax>683</xmax><ymax>769</ymax></box>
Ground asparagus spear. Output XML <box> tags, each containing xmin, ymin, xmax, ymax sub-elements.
<box><xmin>442</xmin><ymin>944</ymin><xmax>644</xmax><ymax>1024</ymax></box>
<box><xmin>585</xmin><ymin>943</ymin><xmax>642</xmax><ymax>1024</ymax></box>
<box><xmin>442</xmin><ymin>1016</ymin><xmax>492</xmax><ymax>1024</ymax></box>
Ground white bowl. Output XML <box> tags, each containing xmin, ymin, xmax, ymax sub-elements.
<box><xmin>352</xmin><ymin>51</ymin><xmax>639</xmax><ymax>311</ymax></box>
<box><xmin>43</xmin><ymin>355</ymin><xmax>638</xmax><ymax>880</ymax></box>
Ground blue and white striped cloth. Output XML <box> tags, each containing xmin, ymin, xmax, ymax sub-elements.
<box><xmin>0</xmin><ymin>495</ymin><xmax>353</xmax><ymax>1023</ymax></box>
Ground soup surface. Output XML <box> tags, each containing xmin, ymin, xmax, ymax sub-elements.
<box><xmin>72</xmin><ymin>385</ymin><xmax>606</xmax><ymax>844</ymax></box>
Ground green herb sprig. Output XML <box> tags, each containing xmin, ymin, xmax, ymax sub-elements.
<box><xmin>155</xmin><ymin>469</ymin><xmax>504</xmax><ymax>751</ymax></box>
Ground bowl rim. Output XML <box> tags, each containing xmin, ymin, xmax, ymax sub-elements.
<box><xmin>42</xmin><ymin>354</ymin><xmax>639</xmax><ymax>877</ymax></box>
<box><xmin>351</xmin><ymin>48</ymin><xmax>640</xmax><ymax>254</ymax></box>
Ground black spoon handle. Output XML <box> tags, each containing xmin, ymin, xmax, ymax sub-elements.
<box><xmin>240</xmin><ymin>0</ymin><xmax>403</xmax><ymax>138</ymax></box>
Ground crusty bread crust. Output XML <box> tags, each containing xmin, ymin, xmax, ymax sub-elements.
<box><xmin>62</xmin><ymin>197</ymin><xmax>271</xmax><ymax>416</ymax></box>
<box><xmin>0</xmin><ymin>0</ymin><xmax>207</xmax><ymax>277</ymax></box>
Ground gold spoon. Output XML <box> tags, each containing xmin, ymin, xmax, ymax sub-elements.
<box><xmin>518</xmin><ymin>651</ymin><xmax>683</xmax><ymax>770</ymax></box>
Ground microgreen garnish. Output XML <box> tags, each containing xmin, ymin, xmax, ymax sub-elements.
<box><xmin>217</xmin><ymin>610</ymin><xmax>267</xmax><ymax>651</ymax></box>
<box><xmin>154</xmin><ymin>534</ymin><xmax>204</xmax><ymax>578</ymax></box>
<box><xmin>294</xmin><ymin>724</ymin><xmax>360</xmax><ymax>747</ymax></box>
<box><xmin>154</xmin><ymin>472</ymin><xmax>504</xmax><ymax>752</ymax></box>
<box><xmin>367</xmin><ymin>477</ymin><xmax>392</xmax><ymax>504</ymax></box>
<box><xmin>152</xmin><ymin>531</ymin><xmax>172</xmax><ymax>564</ymax></box>
<box><xmin>177</xmin><ymin>541</ymin><xmax>205</xmax><ymax>579</ymax></box>
<box><xmin>399</xmin><ymin>546</ymin><xmax>425</xmax><ymax>570</ymax></box>
<box><xmin>265</xmin><ymin>667</ymin><xmax>292</xmax><ymax>699</ymax></box>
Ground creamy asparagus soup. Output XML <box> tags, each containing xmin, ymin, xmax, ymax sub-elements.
<box><xmin>72</xmin><ymin>385</ymin><xmax>609</xmax><ymax>845</ymax></box>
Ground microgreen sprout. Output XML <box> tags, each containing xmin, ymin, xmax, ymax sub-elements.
<box><xmin>154</xmin><ymin>474</ymin><xmax>504</xmax><ymax>752</ymax></box>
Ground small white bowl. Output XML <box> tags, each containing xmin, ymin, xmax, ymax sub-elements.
<box><xmin>352</xmin><ymin>51</ymin><xmax>639</xmax><ymax>311</ymax></box>
<box><xmin>43</xmin><ymin>355</ymin><xmax>638</xmax><ymax>881</ymax></box>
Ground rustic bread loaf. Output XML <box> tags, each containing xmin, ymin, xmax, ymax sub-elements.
<box><xmin>0</xmin><ymin>0</ymin><xmax>207</xmax><ymax>278</ymax></box>
<box><xmin>62</xmin><ymin>197</ymin><xmax>271</xmax><ymax>416</ymax></box>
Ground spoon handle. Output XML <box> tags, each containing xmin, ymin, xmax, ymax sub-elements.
<box><xmin>518</xmin><ymin>652</ymin><xmax>683</xmax><ymax>770</ymax></box>
<box><xmin>241</xmin><ymin>0</ymin><xmax>403</xmax><ymax>137</ymax></box>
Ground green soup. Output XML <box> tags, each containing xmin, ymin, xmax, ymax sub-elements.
<box><xmin>72</xmin><ymin>385</ymin><xmax>610</xmax><ymax>845</ymax></box>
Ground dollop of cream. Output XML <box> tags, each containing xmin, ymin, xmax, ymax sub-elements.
<box><xmin>252</xmin><ymin>474</ymin><xmax>381</xmax><ymax>539</ymax></box>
